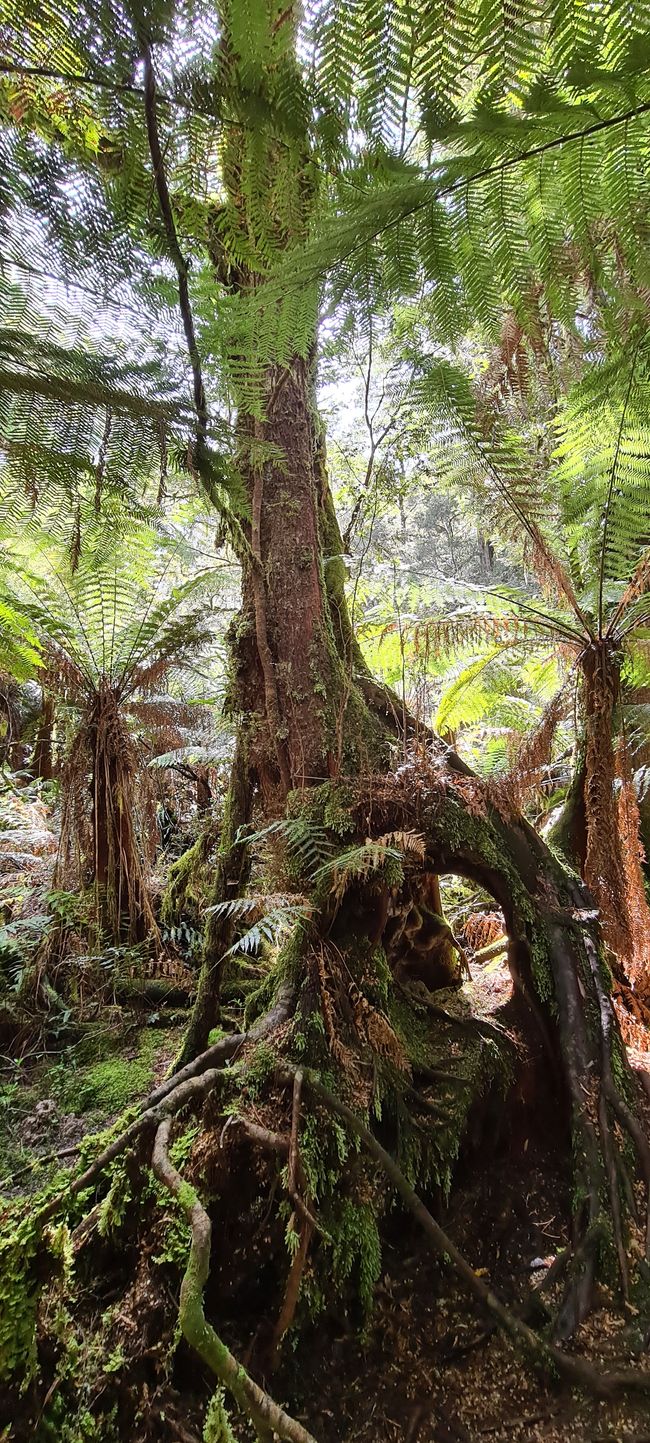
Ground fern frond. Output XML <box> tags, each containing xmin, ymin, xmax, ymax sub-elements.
<box><xmin>314</xmin><ymin>842</ymin><xmax>403</xmax><ymax>903</ymax></box>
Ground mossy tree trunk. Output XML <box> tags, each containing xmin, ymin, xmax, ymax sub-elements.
<box><xmin>175</xmin><ymin>0</ymin><xmax>648</xmax><ymax>1357</ymax></box>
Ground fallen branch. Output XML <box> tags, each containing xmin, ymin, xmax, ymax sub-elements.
<box><xmin>471</xmin><ymin>935</ymin><xmax>508</xmax><ymax>963</ymax></box>
<box><xmin>0</xmin><ymin>1142</ymin><xmax>82</xmax><ymax>1193</ymax></box>
<box><xmin>152</xmin><ymin>1116</ymin><xmax>318</xmax><ymax>1443</ymax></box>
<box><xmin>286</xmin><ymin>1066</ymin><xmax>650</xmax><ymax>1397</ymax></box>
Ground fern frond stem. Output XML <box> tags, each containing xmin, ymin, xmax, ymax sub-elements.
<box><xmin>0</xmin><ymin>61</ymin><xmax>212</xmax><ymax>126</ymax></box>
<box><xmin>118</xmin><ymin>549</ymin><xmax>180</xmax><ymax>695</ymax></box>
<box><xmin>429</xmin><ymin>102</ymin><xmax>650</xmax><ymax>198</ymax></box>
<box><xmin>141</xmin><ymin>42</ymin><xmax>209</xmax><ymax>463</ymax></box>
<box><xmin>457</xmin><ymin>420</ymin><xmax>591</xmax><ymax>631</ymax></box>
<box><xmin>330</xmin><ymin>102</ymin><xmax>650</xmax><ymax>274</ymax></box>
<box><xmin>457</xmin><ymin>583</ymin><xmax>585</xmax><ymax>644</ymax></box>
<box><xmin>600</xmin><ymin>340</ymin><xmax>640</xmax><ymax>639</ymax></box>
<box><xmin>609</xmin><ymin>544</ymin><xmax>650</xmax><ymax>636</ymax></box>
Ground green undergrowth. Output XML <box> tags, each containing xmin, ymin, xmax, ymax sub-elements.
<box><xmin>0</xmin><ymin>1020</ymin><xmax>183</xmax><ymax>1197</ymax></box>
<box><xmin>50</xmin><ymin>1029</ymin><xmax>164</xmax><ymax>1116</ymax></box>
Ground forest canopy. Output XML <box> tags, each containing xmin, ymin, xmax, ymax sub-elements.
<box><xmin>3</xmin><ymin>2</ymin><xmax>650</xmax><ymax>1440</ymax></box>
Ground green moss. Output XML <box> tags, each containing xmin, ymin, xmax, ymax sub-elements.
<box><xmin>161</xmin><ymin>825</ymin><xmax>217</xmax><ymax>929</ymax></box>
<box><xmin>0</xmin><ymin>1214</ymin><xmax>71</xmax><ymax>1386</ymax></box>
<box><xmin>203</xmin><ymin>1388</ymin><xmax>237</xmax><ymax>1443</ymax></box>
<box><xmin>330</xmin><ymin>1197</ymin><xmax>382</xmax><ymax>1320</ymax></box>
<box><xmin>54</xmin><ymin>1031</ymin><xmax>162</xmax><ymax>1116</ymax></box>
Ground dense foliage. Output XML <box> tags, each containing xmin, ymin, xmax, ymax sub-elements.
<box><xmin>3</xmin><ymin>2</ymin><xmax>650</xmax><ymax>1441</ymax></box>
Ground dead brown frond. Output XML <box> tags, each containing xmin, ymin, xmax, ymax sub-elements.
<box><xmin>614</xmin><ymin>739</ymin><xmax>650</xmax><ymax>987</ymax></box>
<box><xmin>487</xmin><ymin>687</ymin><xmax>568</xmax><ymax>819</ymax></box>
<box><xmin>463</xmin><ymin>912</ymin><xmax>504</xmax><ymax>950</ymax></box>
<box><xmin>127</xmin><ymin>657</ymin><xmax>176</xmax><ymax>696</ymax></box>
<box><xmin>373</xmin><ymin>830</ymin><xmax>426</xmax><ymax>859</ymax></box>
<box><xmin>608</xmin><ymin>545</ymin><xmax>650</xmax><ymax>635</ymax></box>
<box><xmin>525</xmin><ymin>521</ymin><xmax>586</xmax><ymax>622</ymax></box>
<box><xmin>56</xmin><ymin>682</ymin><xmax>158</xmax><ymax>946</ymax></box>
<box><xmin>444</xmin><ymin>768</ymin><xmax>489</xmax><ymax>818</ymax></box>
<box><xmin>313</xmin><ymin>943</ymin><xmax>359</xmax><ymax>1076</ymax></box>
<box><xmin>476</xmin><ymin>310</ymin><xmax>530</xmax><ymax>415</ymax></box>
<box><xmin>312</xmin><ymin>942</ymin><xmax>408</xmax><ymax>1085</ymax></box>
<box><xmin>42</xmin><ymin>645</ymin><xmax>86</xmax><ymax>705</ymax></box>
<box><xmin>347</xmin><ymin>978</ymin><xmax>409</xmax><ymax>1073</ymax></box>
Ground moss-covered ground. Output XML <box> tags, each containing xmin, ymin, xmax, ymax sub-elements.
<box><xmin>0</xmin><ymin>1018</ymin><xmax>186</xmax><ymax>1197</ymax></box>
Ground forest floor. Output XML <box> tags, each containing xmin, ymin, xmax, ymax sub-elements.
<box><xmin>4</xmin><ymin>792</ymin><xmax>650</xmax><ymax>1440</ymax></box>
<box><xmin>290</xmin><ymin>1121</ymin><xmax>650</xmax><ymax>1443</ymax></box>
<box><xmin>3</xmin><ymin>958</ymin><xmax>650</xmax><ymax>1440</ymax></box>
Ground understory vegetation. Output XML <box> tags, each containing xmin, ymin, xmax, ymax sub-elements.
<box><xmin>3</xmin><ymin>1</ymin><xmax>650</xmax><ymax>1440</ymax></box>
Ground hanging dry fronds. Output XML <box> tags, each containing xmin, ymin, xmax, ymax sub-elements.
<box><xmin>488</xmin><ymin>687</ymin><xmax>568</xmax><ymax>819</ymax></box>
<box><xmin>608</xmin><ymin>545</ymin><xmax>650</xmax><ymax>634</ymax></box>
<box><xmin>463</xmin><ymin>912</ymin><xmax>504</xmax><ymax>950</ymax></box>
<box><xmin>525</xmin><ymin>520</ymin><xmax>586</xmax><ymax>622</ymax></box>
<box><xmin>614</xmin><ymin>739</ymin><xmax>650</xmax><ymax>987</ymax></box>
<box><xmin>476</xmin><ymin>311</ymin><xmax>529</xmax><ymax>418</ymax></box>
<box><xmin>581</xmin><ymin>642</ymin><xmax>640</xmax><ymax>970</ymax></box>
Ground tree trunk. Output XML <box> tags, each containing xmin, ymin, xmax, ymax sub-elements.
<box><xmin>91</xmin><ymin>686</ymin><xmax>155</xmax><ymax>944</ymax></box>
<box><xmin>175</xmin><ymin>0</ymin><xmax>649</xmax><ymax>1360</ymax></box>
<box><xmin>30</xmin><ymin>693</ymin><xmax>54</xmax><ymax>780</ymax></box>
<box><xmin>548</xmin><ymin>746</ymin><xmax>588</xmax><ymax>870</ymax></box>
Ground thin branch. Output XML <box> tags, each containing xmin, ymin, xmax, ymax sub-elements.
<box><xmin>141</xmin><ymin>43</ymin><xmax>209</xmax><ymax>465</ymax></box>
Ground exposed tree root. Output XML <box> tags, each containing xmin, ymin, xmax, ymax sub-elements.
<box><xmin>179</xmin><ymin>730</ymin><xmax>254</xmax><ymax>1066</ymax></box>
<box><xmin>585</xmin><ymin>935</ymin><xmax>650</xmax><ymax>1252</ymax></box>
<box><xmin>151</xmin><ymin>1115</ymin><xmax>318</xmax><ymax>1443</ymax></box>
<box><xmin>18</xmin><ymin>987</ymin><xmax>295</xmax><ymax>1218</ymax></box>
<box><xmin>284</xmin><ymin>1066</ymin><xmax>650</xmax><ymax>1399</ymax></box>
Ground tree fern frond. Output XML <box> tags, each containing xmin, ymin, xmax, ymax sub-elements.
<box><xmin>314</xmin><ymin>841</ymin><xmax>404</xmax><ymax>902</ymax></box>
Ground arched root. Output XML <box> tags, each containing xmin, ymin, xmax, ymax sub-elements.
<box><xmin>151</xmin><ymin>1116</ymin><xmax>319</xmax><ymax>1443</ymax></box>
<box><xmin>283</xmin><ymin>1065</ymin><xmax>650</xmax><ymax>1399</ymax></box>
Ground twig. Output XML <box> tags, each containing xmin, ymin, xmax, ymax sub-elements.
<box><xmin>270</xmin><ymin>1212</ymin><xmax>314</xmax><ymax>1367</ymax></box>
<box><xmin>152</xmin><ymin>1117</ymin><xmax>318</xmax><ymax>1443</ymax></box>
<box><xmin>141</xmin><ymin>43</ymin><xmax>208</xmax><ymax>462</ymax></box>
<box><xmin>236</xmin><ymin>1115</ymin><xmax>321</xmax><ymax>1234</ymax></box>
<box><xmin>0</xmin><ymin>1142</ymin><xmax>81</xmax><ymax>1192</ymax></box>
